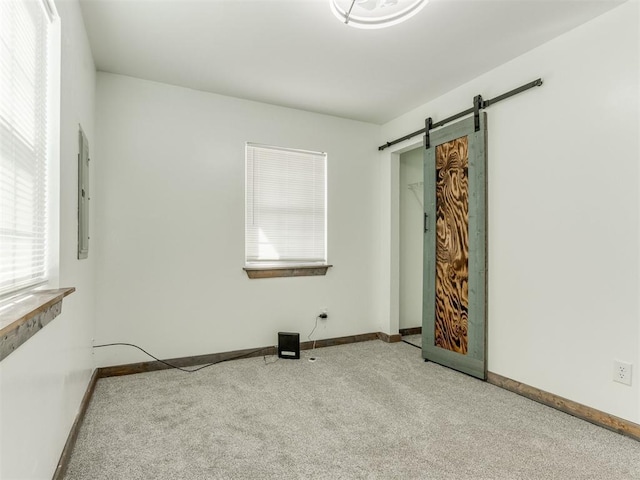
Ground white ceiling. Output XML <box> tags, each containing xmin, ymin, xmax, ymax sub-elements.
<box><xmin>78</xmin><ymin>0</ymin><xmax>625</xmax><ymax>124</ymax></box>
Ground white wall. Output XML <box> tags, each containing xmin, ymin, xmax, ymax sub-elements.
<box><xmin>636</xmin><ymin>0</ymin><xmax>640</xmax><ymax>422</ymax></box>
<box><xmin>0</xmin><ymin>1</ymin><xmax>96</xmax><ymax>479</ymax></box>
<box><xmin>380</xmin><ymin>1</ymin><xmax>640</xmax><ymax>423</ymax></box>
<box><xmin>93</xmin><ymin>73</ymin><xmax>381</xmax><ymax>366</ymax></box>
<box><xmin>399</xmin><ymin>148</ymin><xmax>423</xmax><ymax>330</ymax></box>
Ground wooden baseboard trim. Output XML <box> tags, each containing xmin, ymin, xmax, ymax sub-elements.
<box><xmin>302</xmin><ymin>332</ymin><xmax>379</xmax><ymax>350</ymax></box>
<box><xmin>377</xmin><ymin>332</ymin><xmax>402</xmax><ymax>343</ymax></box>
<box><xmin>97</xmin><ymin>346</ymin><xmax>278</xmax><ymax>377</ymax></box>
<box><xmin>399</xmin><ymin>327</ymin><xmax>422</xmax><ymax>336</ymax></box>
<box><xmin>97</xmin><ymin>332</ymin><xmax>382</xmax><ymax>378</ymax></box>
<box><xmin>52</xmin><ymin>368</ymin><xmax>99</xmax><ymax>480</ymax></box>
<box><xmin>487</xmin><ymin>372</ymin><xmax>640</xmax><ymax>442</ymax></box>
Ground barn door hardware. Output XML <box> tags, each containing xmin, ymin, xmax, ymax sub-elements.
<box><xmin>379</xmin><ymin>78</ymin><xmax>543</xmax><ymax>151</ymax></box>
<box><xmin>473</xmin><ymin>95</ymin><xmax>483</xmax><ymax>132</ymax></box>
<box><xmin>424</xmin><ymin>117</ymin><xmax>433</xmax><ymax>149</ymax></box>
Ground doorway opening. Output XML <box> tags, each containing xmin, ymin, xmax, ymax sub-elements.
<box><xmin>399</xmin><ymin>146</ymin><xmax>423</xmax><ymax>348</ymax></box>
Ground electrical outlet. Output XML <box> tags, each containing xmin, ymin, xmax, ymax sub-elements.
<box><xmin>320</xmin><ymin>307</ymin><xmax>328</xmax><ymax>319</ymax></box>
<box><xmin>613</xmin><ymin>360</ymin><xmax>632</xmax><ymax>386</ymax></box>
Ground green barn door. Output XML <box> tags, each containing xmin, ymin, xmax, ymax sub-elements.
<box><xmin>422</xmin><ymin>114</ymin><xmax>487</xmax><ymax>379</ymax></box>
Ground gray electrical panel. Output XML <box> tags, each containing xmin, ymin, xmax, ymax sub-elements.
<box><xmin>78</xmin><ymin>126</ymin><xmax>89</xmax><ymax>259</ymax></box>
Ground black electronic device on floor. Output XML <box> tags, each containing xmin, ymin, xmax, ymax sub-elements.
<box><xmin>278</xmin><ymin>332</ymin><xmax>300</xmax><ymax>359</ymax></box>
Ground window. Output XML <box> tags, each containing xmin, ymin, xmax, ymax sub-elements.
<box><xmin>245</xmin><ymin>143</ymin><xmax>327</xmax><ymax>268</ymax></box>
<box><xmin>0</xmin><ymin>0</ymin><xmax>57</xmax><ymax>296</ymax></box>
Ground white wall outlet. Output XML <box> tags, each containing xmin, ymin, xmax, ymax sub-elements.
<box><xmin>613</xmin><ymin>360</ymin><xmax>632</xmax><ymax>386</ymax></box>
<box><xmin>320</xmin><ymin>307</ymin><xmax>328</xmax><ymax>318</ymax></box>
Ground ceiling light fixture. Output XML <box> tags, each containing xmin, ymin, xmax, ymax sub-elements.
<box><xmin>330</xmin><ymin>0</ymin><xmax>428</xmax><ymax>29</ymax></box>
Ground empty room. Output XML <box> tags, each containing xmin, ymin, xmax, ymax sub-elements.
<box><xmin>1</xmin><ymin>0</ymin><xmax>640</xmax><ymax>478</ymax></box>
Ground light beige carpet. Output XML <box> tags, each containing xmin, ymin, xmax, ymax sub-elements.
<box><xmin>65</xmin><ymin>340</ymin><xmax>640</xmax><ymax>479</ymax></box>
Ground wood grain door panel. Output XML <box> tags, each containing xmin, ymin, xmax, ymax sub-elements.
<box><xmin>422</xmin><ymin>114</ymin><xmax>487</xmax><ymax>379</ymax></box>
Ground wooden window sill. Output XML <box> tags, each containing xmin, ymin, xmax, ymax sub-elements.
<box><xmin>243</xmin><ymin>265</ymin><xmax>332</xmax><ymax>279</ymax></box>
<box><xmin>0</xmin><ymin>288</ymin><xmax>75</xmax><ymax>362</ymax></box>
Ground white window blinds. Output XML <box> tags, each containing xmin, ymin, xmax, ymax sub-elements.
<box><xmin>0</xmin><ymin>0</ymin><xmax>53</xmax><ymax>296</ymax></box>
<box><xmin>246</xmin><ymin>143</ymin><xmax>327</xmax><ymax>266</ymax></box>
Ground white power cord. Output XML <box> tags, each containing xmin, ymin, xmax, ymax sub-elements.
<box><xmin>263</xmin><ymin>344</ymin><xmax>279</xmax><ymax>365</ymax></box>
<box><xmin>307</xmin><ymin>315</ymin><xmax>321</xmax><ymax>362</ymax></box>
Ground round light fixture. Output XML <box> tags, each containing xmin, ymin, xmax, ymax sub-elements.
<box><xmin>330</xmin><ymin>0</ymin><xmax>428</xmax><ymax>29</ymax></box>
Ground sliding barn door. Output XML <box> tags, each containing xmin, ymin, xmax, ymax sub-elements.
<box><xmin>422</xmin><ymin>114</ymin><xmax>487</xmax><ymax>379</ymax></box>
